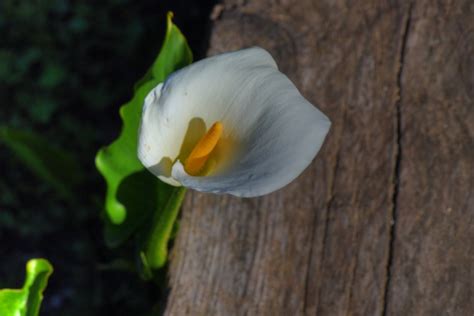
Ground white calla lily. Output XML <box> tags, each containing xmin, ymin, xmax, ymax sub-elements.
<box><xmin>138</xmin><ymin>47</ymin><xmax>330</xmax><ymax>197</ymax></box>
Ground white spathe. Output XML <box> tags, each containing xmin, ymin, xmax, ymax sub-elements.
<box><xmin>138</xmin><ymin>47</ymin><xmax>331</xmax><ymax>197</ymax></box>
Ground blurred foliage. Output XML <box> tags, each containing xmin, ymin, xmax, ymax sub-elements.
<box><xmin>0</xmin><ymin>0</ymin><xmax>216</xmax><ymax>315</ymax></box>
<box><xmin>0</xmin><ymin>126</ymin><xmax>82</xmax><ymax>200</ymax></box>
<box><xmin>0</xmin><ymin>259</ymin><xmax>53</xmax><ymax>316</ymax></box>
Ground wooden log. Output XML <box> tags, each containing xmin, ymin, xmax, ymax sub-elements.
<box><xmin>385</xmin><ymin>1</ymin><xmax>474</xmax><ymax>315</ymax></box>
<box><xmin>165</xmin><ymin>1</ymin><xmax>474</xmax><ymax>315</ymax></box>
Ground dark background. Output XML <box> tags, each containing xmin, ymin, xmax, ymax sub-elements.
<box><xmin>0</xmin><ymin>1</ymin><xmax>216</xmax><ymax>315</ymax></box>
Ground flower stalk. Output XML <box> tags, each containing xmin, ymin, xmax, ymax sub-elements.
<box><xmin>145</xmin><ymin>186</ymin><xmax>187</xmax><ymax>269</ymax></box>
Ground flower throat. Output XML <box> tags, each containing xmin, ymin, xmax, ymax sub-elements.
<box><xmin>184</xmin><ymin>122</ymin><xmax>223</xmax><ymax>176</ymax></box>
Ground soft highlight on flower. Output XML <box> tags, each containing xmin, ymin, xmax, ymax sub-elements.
<box><xmin>138</xmin><ymin>47</ymin><xmax>331</xmax><ymax>197</ymax></box>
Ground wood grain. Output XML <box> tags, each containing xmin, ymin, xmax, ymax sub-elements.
<box><xmin>165</xmin><ymin>1</ymin><xmax>474</xmax><ymax>315</ymax></box>
<box><xmin>386</xmin><ymin>1</ymin><xmax>474</xmax><ymax>315</ymax></box>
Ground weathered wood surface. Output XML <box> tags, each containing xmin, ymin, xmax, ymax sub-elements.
<box><xmin>166</xmin><ymin>1</ymin><xmax>474</xmax><ymax>315</ymax></box>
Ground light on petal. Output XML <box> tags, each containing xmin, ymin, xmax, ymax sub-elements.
<box><xmin>138</xmin><ymin>47</ymin><xmax>331</xmax><ymax>197</ymax></box>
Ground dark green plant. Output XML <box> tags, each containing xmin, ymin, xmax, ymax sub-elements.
<box><xmin>1</xmin><ymin>7</ymin><xmax>193</xmax><ymax>313</ymax></box>
<box><xmin>96</xmin><ymin>12</ymin><xmax>192</xmax><ymax>273</ymax></box>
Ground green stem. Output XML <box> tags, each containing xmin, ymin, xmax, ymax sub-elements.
<box><xmin>145</xmin><ymin>186</ymin><xmax>187</xmax><ymax>269</ymax></box>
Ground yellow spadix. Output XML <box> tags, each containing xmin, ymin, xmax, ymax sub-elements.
<box><xmin>184</xmin><ymin>122</ymin><xmax>223</xmax><ymax>175</ymax></box>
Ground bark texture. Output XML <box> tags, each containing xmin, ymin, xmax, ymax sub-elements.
<box><xmin>165</xmin><ymin>1</ymin><xmax>474</xmax><ymax>315</ymax></box>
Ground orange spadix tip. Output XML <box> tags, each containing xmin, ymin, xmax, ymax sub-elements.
<box><xmin>184</xmin><ymin>121</ymin><xmax>223</xmax><ymax>175</ymax></box>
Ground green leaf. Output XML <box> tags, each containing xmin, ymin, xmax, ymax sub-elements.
<box><xmin>0</xmin><ymin>126</ymin><xmax>82</xmax><ymax>199</ymax></box>
<box><xmin>95</xmin><ymin>12</ymin><xmax>192</xmax><ymax>246</ymax></box>
<box><xmin>103</xmin><ymin>169</ymin><xmax>174</xmax><ymax>247</ymax></box>
<box><xmin>0</xmin><ymin>258</ymin><xmax>53</xmax><ymax>316</ymax></box>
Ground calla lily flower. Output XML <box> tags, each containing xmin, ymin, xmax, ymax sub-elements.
<box><xmin>138</xmin><ymin>47</ymin><xmax>330</xmax><ymax>197</ymax></box>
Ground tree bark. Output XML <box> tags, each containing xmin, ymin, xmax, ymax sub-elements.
<box><xmin>165</xmin><ymin>1</ymin><xmax>474</xmax><ymax>315</ymax></box>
